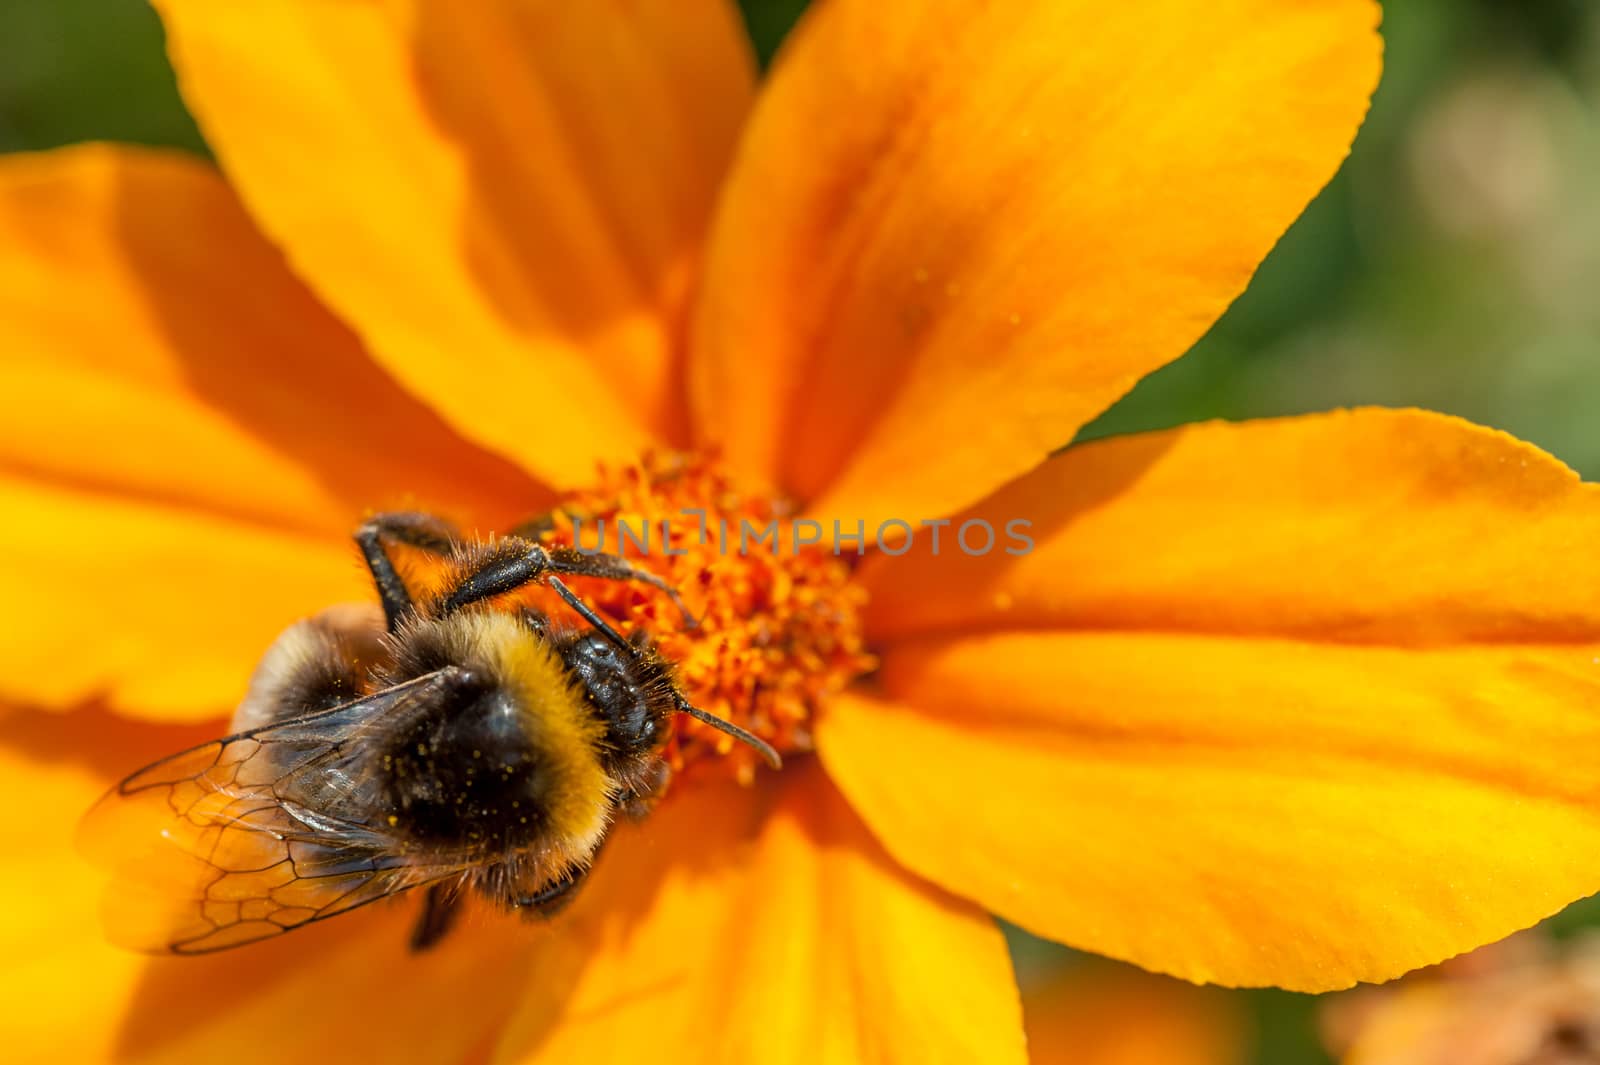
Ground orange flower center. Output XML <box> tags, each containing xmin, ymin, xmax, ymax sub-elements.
<box><xmin>528</xmin><ymin>452</ymin><xmax>875</xmax><ymax>783</ymax></box>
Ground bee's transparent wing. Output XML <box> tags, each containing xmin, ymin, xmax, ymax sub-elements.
<box><xmin>79</xmin><ymin>667</ymin><xmax>483</xmax><ymax>954</ymax></box>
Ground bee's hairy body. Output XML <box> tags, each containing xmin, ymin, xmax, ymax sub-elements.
<box><xmin>81</xmin><ymin>512</ymin><xmax>773</xmax><ymax>955</ymax></box>
<box><xmin>237</xmin><ymin>601</ymin><xmax>677</xmax><ymax>931</ymax></box>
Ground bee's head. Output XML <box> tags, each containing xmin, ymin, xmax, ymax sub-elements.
<box><xmin>558</xmin><ymin>629</ymin><xmax>674</xmax><ymax>770</ymax></box>
<box><xmin>552</xmin><ymin>614</ymin><xmax>781</xmax><ymax>774</ymax></box>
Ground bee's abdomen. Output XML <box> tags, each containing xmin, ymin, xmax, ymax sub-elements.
<box><xmin>380</xmin><ymin>687</ymin><xmax>611</xmax><ymax>863</ymax></box>
<box><xmin>382</xmin><ymin>612</ymin><xmax>613</xmax><ymax>868</ymax></box>
<box><xmin>380</xmin><ymin>687</ymin><xmax>554</xmax><ymax>851</ymax></box>
<box><xmin>230</xmin><ymin>604</ymin><xmax>387</xmax><ymax>733</ymax></box>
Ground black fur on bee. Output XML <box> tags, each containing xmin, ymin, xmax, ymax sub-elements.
<box><xmin>85</xmin><ymin>511</ymin><xmax>777</xmax><ymax>956</ymax></box>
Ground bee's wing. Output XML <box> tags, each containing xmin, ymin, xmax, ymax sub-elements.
<box><xmin>80</xmin><ymin>667</ymin><xmax>485</xmax><ymax>954</ymax></box>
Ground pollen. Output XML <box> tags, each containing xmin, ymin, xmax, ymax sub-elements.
<box><xmin>531</xmin><ymin>452</ymin><xmax>875</xmax><ymax>783</ymax></box>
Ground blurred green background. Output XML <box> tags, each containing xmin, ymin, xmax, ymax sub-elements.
<box><xmin>3</xmin><ymin>0</ymin><xmax>1598</xmax><ymax>1061</ymax></box>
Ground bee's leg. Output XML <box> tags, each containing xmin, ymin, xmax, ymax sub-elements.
<box><xmin>408</xmin><ymin>881</ymin><xmax>463</xmax><ymax>952</ymax></box>
<box><xmin>516</xmin><ymin>857</ymin><xmax>598</xmax><ymax>920</ymax></box>
<box><xmin>355</xmin><ymin>511</ymin><xmax>464</xmax><ymax>631</ymax></box>
<box><xmin>438</xmin><ymin>538</ymin><xmax>691</xmax><ymax>625</ymax></box>
<box><xmin>541</xmin><ymin>545</ymin><xmax>694</xmax><ymax>624</ymax></box>
<box><xmin>617</xmin><ymin>759</ymin><xmax>673</xmax><ymax>821</ymax></box>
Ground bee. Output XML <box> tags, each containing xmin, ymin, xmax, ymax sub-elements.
<box><xmin>79</xmin><ymin>511</ymin><xmax>778</xmax><ymax>954</ymax></box>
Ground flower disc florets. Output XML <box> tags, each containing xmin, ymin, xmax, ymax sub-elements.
<box><xmin>529</xmin><ymin>453</ymin><xmax>875</xmax><ymax>783</ymax></box>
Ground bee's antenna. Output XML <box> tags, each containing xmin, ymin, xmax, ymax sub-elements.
<box><xmin>546</xmin><ymin>576</ymin><xmax>632</xmax><ymax>650</ymax></box>
<box><xmin>675</xmin><ymin>696</ymin><xmax>783</xmax><ymax>771</ymax></box>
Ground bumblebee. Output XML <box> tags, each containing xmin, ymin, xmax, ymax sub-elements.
<box><xmin>80</xmin><ymin>511</ymin><xmax>778</xmax><ymax>954</ymax></box>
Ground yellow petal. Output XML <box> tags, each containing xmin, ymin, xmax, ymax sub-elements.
<box><xmin>494</xmin><ymin>762</ymin><xmax>1025</xmax><ymax>1065</ymax></box>
<box><xmin>862</xmin><ymin>409</ymin><xmax>1600</xmax><ymax>644</ymax></box>
<box><xmin>157</xmin><ymin>0</ymin><xmax>755</xmax><ymax>481</ymax></box>
<box><xmin>0</xmin><ymin>145</ymin><xmax>546</xmax><ymax>719</ymax></box>
<box><xmin>0</xmin><ymin>144</ymin><xmax>543</xmax><ymax>538</ymax></box>
<box><xmin>1024</xmin><ymin>963</ymin><xmax>1246</xmax><ymax>1065</ymax></box>
<box><xmin>821</xmin><ymin>412</ymin><xmax>1600</xmax><ymax>990</ymax></box>
<box><xmin>692</xmin><ymin>0</ymin><xmax>1381</xmax><ymax>525</ymax></box>
<box><xmin>0</xmin><ymin>478</ymin><xmax>371</xmax><ymax>720</ymax></box>
<box><xmin>0</xmin><ymin>709</ymin><xmax>531</xmax><ymax>1065</ymax></box>
<box><xmin>823</xmin><ymin>638</ymin><xmax>1600</xmax><ymax>993</ymax></box>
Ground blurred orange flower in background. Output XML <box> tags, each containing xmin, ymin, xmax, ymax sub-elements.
<box><xmin>1024</xmin><ymin>962</ymin><xmax>1247</xmax><ymax>1065</ymax></box>
<box><xmin>1322</xmin><ymin>933</ymin><xmax>1600</xmax><ymax>1064</ymax></box>
<box><xmin>6</xmin><ymin>0</ymin><xmax>1600</xmax><ymax>1062</ymax></box>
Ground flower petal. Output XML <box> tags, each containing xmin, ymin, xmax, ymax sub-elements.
<box><xmin>0</xmin><ymin>709</ymin><xmax>531</xmax><ymax>1064</ymax></box>
<box><xmin>0</xmin><ymin>479</ymin><xmax>366</xmax><ymax>720</ymax></box>
<box><xmin>1024</xmin><ymin>964</ymin><xmax>1245</xmax><ymax>1065</ymax></box>
<box><xmin>156</xmin><ymin>0</ymin><xmax>756</xmax><ymax>482</ymax></box>
<box><xmin>822</xmin><ymin>412</ymin><xmax>1600</xmax><ymax>990</ymax></box>
<box><xmin>822</xmin><ymin>644</ymin><xmax>1600</xmax><ymax>993</ymax></box>
<box><xmin>0</xmin><ymin>145</ymin><xmax>542</xmax><ymax>536</ymax></box>
<box><xmin>692</xmin><ymin>0</ymin><xmax>1380</xmax><ymax>525</ymax></box>
<box><xmin>861</xmin><ymin>409</ymin><xmax>1600</xmax><ymax>644</ymax></box>
<box><xmin>493</xmin><ymin>762</ymin><xmax>1025</xmax><ymax>1065</ymax></box>
<box><xmin>0</xmin><ymin>144</ymin><xmax>543</xmax><ymax>719</ymax></box>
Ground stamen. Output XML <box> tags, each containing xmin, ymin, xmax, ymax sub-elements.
<box><xmin>526</xmin><ymin>452</ymin><xmax>875</xmax><ymax>782</ymax></box>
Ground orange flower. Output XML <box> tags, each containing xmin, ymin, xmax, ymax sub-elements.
<box><xmin>5</xmin><ymin>0</ymin><xmax>1600</xmax><ymax>1061</ymax></box>
<box><xmin>1024</xmin><ymin>962</ymin><xmax>1247</xmax><ymax>1065</ymax></box>
<box><xmin>1323</xmin><ymin>933</ymin><xmax>1600</xmax><ymax>1064</ymax></box>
